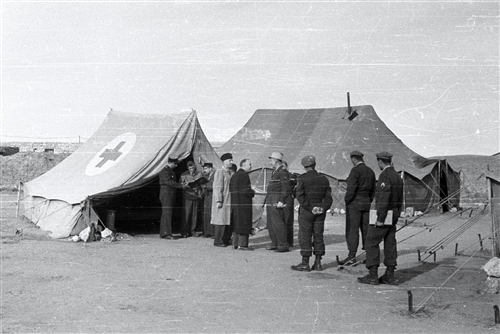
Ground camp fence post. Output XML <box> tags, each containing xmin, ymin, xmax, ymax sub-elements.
<box><xmin>488</xmin><ymin>176</ymin><xmax>500</xmax><ymax>257</ymax></box>
<box><xmin>407</xmin><ymin>290</ymin><xmax>413</xmax><ymax>313</ymax></box>
<box><xmin>15</xmin><ymin>181</ymin><xmax>21</xmax><ymax>218</ymax></box>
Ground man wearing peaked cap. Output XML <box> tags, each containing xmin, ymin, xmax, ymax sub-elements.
<box><xmin>211</xmin><ymin>153</ymin><xmax>233</xmax><ymax>247</ymax></box>
<box><xmin>201</xmin><ymin>162</ymin><xmax>215</xmax><ymax>238</ymax></box>
<box><xmin>159</xmin><ymin>155</ymin><xmax>187</xmax><ymax>239</ymax></box>
<box><xmin>339</xmin><ymin>150</ymin><xmax>376</xmax><ymax>266</ymax></box>
<box><xmin>291</xmin><ymin>155</ymin><xmax>333</xmax><ymax>272</ymax></box>
<box><xmin>301</xmin><ymin>155</ymin><xmax>316</xmax><ymax>167</ymax></box>
<box><xmin>358</xmin><ymin>150</ymin><xmax>403</xmax><ymax>285</ymax></box>
<box><xmin>266</xmin><ymin>151</ymin><xmax>292</xmax><ymax>252</ymax></box>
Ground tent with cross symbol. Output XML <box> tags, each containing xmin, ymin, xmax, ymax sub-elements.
<box><xmin>21</xmin><ymin>109</ymin><xmax>221</xmax><ymax>238</ymax></box>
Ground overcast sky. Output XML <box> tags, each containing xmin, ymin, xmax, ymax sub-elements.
<box><xmin>1</xmin><ymin>0</ymin><xmax>498</xmax><ymax>157</ymax></box>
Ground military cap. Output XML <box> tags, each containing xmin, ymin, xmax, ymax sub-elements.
<box><xmin>350</xmin><ymin>150</ymin><xmax>364</xmax><ymax>158</ymax></box>
<box><xmin>220</xmin><ymin>153</ymin><xmax>233</xmax><ymax>161</ymax></box>
<box><xmin>168</xmin><ymin>156</ymin><xmax>179</xmax><ymax>163</ymax></box>
<box><xmin>301</xmin><ymin>155</ymin><xmax>316</xmax><ymax>167</ymax></box>
<box><xmin>268</xmin><ymin>152</ymin><xmax>284</xmax><ymax>161</ymax></box>
<box><xmin>186</xmin><ymin>161</ymin><xmax>195</xmax><ymax>167</ymax></box>
<box><xmin>202</xmin><ymin>162</ymin><xmax>213</xmax><ymax>168</ymax></box>
<box><xmin>376</xmin><ymin>151</ymin><xmax>393</xmax><ymax>160</ymax></box>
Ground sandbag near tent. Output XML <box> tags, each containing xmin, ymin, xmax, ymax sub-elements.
<box><xmin>21</xmin><ymin>110</ymin><xmax>221</xmax><ymax>238</ymax></box>
<box><xmin>219</xmin><ymin>105</ymin><xmax>461</xmax><ymax>214</ymax></box>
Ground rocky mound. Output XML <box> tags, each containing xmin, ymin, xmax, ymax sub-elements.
<box><xmin>0</xmin><ymin>152</ymin><xmax>70</xmax><ymax>191</ymax></box>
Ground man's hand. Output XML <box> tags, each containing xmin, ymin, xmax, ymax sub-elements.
<box><xmin>217</xmin><ymin>202</ymin><xmax>223</xmax><ymax>209</ymax></box>
<box><xmin>276</xmin><ymin>201</ymin><xmax>285</xmax><ymax>209</ymax></box>
<box><xmin>375</xmin><ymin>221</ymin><xmax>385</xmax><ymax>227</ymax></box>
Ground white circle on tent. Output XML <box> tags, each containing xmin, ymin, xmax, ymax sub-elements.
<box><xmin>85</xmin><ymin>132</ymin><xmax>137</xmax><ymax>176</ymax></box>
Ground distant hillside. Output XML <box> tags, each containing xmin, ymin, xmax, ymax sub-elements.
<box><xmin>0</xmin><ymin>142</ymin><xmax>82</xmax><ymax>154</ymax></box>
<box><xmin>431</xmin><ymin>154</ymin><xmax>500</xmax><ymax>206</ymax></box>
<box><xmin>0</xmin><ymin>152</ymin><xmax>70</xmax><ymax>191</ymax></box>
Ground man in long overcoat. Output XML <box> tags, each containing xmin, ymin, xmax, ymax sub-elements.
<box><xmin>339</xmin><ymin>150</ymin><xmax>376</xmax><ymax>265</ymax></box>
<box><xmin>159</xmin><ymin>156</ymin><xmax>187</xmax><ymax>239</ymax></box>
<box><xmin>230</xmin><ymin>159</ymin><xmax>255</xmax><ymax>250</ymax></box>
<box><xmin>201</xmin><ymin>162</ymin><xmax>215</xmax><ymax>238</ymax></box>
<box><xmin>211</xmin><ymin>153</ymin><xmax>233</xmax><ymax>247</ymax></box>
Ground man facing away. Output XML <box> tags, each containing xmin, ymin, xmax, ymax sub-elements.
<box><xmin>339</xmin><ymin>150</ymin><xmax>376</xmax><ymax>265</ymax></box>
<box><xmin>229</xmin><ymin>159</ymin><xmax>255</xmax><ymax>250</ymax></box>
<box><xmin>292</xmin><ymin>155</ymin><xmax>333</xmax><ymax>272</ymax></box>
<box><xmin>201</xmin><ymin>162</ymin><xmax>215</xmax><ymax>238</ymax></box>
<box><xmin>211</xmin><ymin>153</ymin><xmax>233</xmax><ymax>247</ymax></box>
<box><xmin>180</xmin><ymin>161</ymin><xmax>203</xmax><ymax>238</ymax></box>
<box><xmin>266</xmin><ymin>152</ymin><xmax>292</xmax><ymax>253</ymax></box>
<box><xmin>358</xmin><ymin>151</ymin><xmax>403</xmax><ymax>285</ymax></box>
<box><xmin>159</xmin><ymin>156</ymin><xmax>188</xmax><ymax>239</ymax></box>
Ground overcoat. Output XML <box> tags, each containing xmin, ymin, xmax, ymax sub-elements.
<box><xmin>230</xmin><ymin>168</ymin><xmax>255</xmax><ymax>235</ymax></box>
<box><xmin>210</xmin><ymin>167</ymin><xmax>232</xmax><ymax>226</ymax></box>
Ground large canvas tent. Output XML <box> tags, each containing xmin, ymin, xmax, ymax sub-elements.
<box><xmin>22</xmin><ymin>110</ymin><xmax>221</xmax><ymax>238</ymax></box>
<box><xmin>219</xmin><ymin>105</ymin><xmax>460</xmax><ymax>213</ymax></box>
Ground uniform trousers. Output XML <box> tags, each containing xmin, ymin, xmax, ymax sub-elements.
<box><xmin>345</xmin><ymin>204</ymin><xmax>370</xmax><ymax>253</ymax></box>
<box><xmin>298</xmin><ymin>209</ymin><xmax>326</xmax><ymax>257</ymax></box>
<box><xmin>365</xmin><ymin>224</ymin><xmax>397</xmax><ymax>268</ymax></box>
<box><xmin>213</xmin><ymin>225</ymin><xmax>232</xmax><ymax>246</ymax></box>
<box><xmin>266</xmin><ymin>205</ymin><xmax>289</xmax><ymax>250</ymax></box>
<box><xmin>284</xmin><ymin>197</ymin><xmax>295</xmax><ymax>247</ymax></box>
<box><xmin>181</xmin><ymin>199</ymin><xmax>198</xmax><ymax>236</ymax></box>
<box><xmin>159</xmin><ymin>193</ymin><xmax>174</xmax><ymax>237</ymax></box>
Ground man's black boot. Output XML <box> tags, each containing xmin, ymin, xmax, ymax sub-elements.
<box><xmin>357</xmin><ymin>266</ymin><xmax>379</xmax><ymax>285</ymax></box>
<box><xmin>291</xmin><ymin>256</ymin><xmax>311</xmax><ymax>272</ymax></box>
<box><xmin>338</xmin><ymin>252</ymin><xmax>356</xmax><ymax>266</ymax></box>
<box><xmin>379</xmin><ymin>266</ymin><xmax>396</xmax><ymax>285</ymax></box>
<box><xmin>311</xmin><ymin>255</ymin><xmax>323</xmax><ymax>271</ymax></box>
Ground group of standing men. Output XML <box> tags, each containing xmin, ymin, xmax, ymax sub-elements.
<box><xmin>158</xmin><ymin>148</ymin><xmax>403</xmax><ymax>285</ymax></box>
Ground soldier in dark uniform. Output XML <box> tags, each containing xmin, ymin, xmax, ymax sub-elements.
<box><xmin>282</xmin><ymin>161</ymin><xmax>296</xmax><ymax>247</ymax></box>
<box><xmin>159</xmin><ymin>156</ymin><xmax>187</xmax><ymax>239</ymax></box>
<box><xmin>339</xmin><ymin>150</ymin><xmax>376</xmax><ymax>265</ymax></box>
<box><xmin>358</xmin><ymin>151</ymin><xmax>403</xmax><ymax>285</ymax></box>
<box><xmin>291</xmin><ymin>155</ymin><xmax>333</xmax><ymax>272</ymax></box>
<box><xmin>201</xmin><ymin>162</ymin><xmax>215</xmax><ymax>238</ymax></box>
<box><xmin>266</xmin><ymin>152</ymin><xmax>292</xmax><ymax>252</ymax></box>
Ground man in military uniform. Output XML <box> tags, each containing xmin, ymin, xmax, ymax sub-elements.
<box><xmin>201</xmin><ymin>162</ymin><xmax>215</xmax><ymax>238</ymax></box>
<box><xmin>339</xmin><ymin>150</ymin><xmax>376</xmax><ymax>265</ymax></box>
<box><xmin>266</xmin><ymin>152</ymin><xmax>292</xmax><ymax>252</ymax></box>
<box><xmin>159</xmin><ymin>156</ymin><xmax>187</xmax><ymax>239</ymax></box>
<box><xmin>291</xmin><ymin>155</ymin><xmax>333</xmax><ymax>271</ymax></box>
<box><xmin>180</xmin><ymin>161</ymin><xmax>203</xmax><ymax>238</ymax></box>
<box><xmin>358</xmin><ymin>151</ymin><xmax>403</xmax><ymax>285</ymax></box>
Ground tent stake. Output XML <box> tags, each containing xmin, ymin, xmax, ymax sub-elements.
<box><xmin>478</xmin><ymin>234</ymin><xmax>483</xmax><ymax>251</ymax></box>
<box><xmin>494</xmin><ymin>305</ymin><xmax>500</xmax><ymax>324</ymax></box>
<box><xmin>418</xmin><ymin>249</ymin><xmax>421</xmax><ymax>262</ymax></box>
<box><xmin>455</xmin><ymin>243</ymin><xmax>458</xmax><ymax>256</ymax></box>
<box><xmin>433</xmin><ymin>252</ymin><xmax>436</xmax><ymax>262</ymax></box>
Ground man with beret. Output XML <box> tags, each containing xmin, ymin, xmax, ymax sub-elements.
<box><xmin>201</xmin><ymin>162</ymin><xmax>215</xmax><ymax>238</ymax></box>
<box><xmin>159</xmin><ymin>156</ymin><xmax>187</xmax><ymax>239</ymax></box>
<box><xmin>292</xmin><ymin>155</ymin><xmax>333</xmax><ymax>271</ymax></box>
<box><xmin>266</xmin><ymin>152</ymin><xmax>293</xmax><ymax>252</ymax></box>
<box><xmin>358</xmin><ymin>151</ymin><xmax>403</xmax><ymax>285</ymax></box>
<box><xmin>180</xmin><ymin>161</ymin><xmax>203</xmax><ymax>238</ymax></box>
<box><xmin>339</xmin><ymin>150</ymin><xmax>376</xmax><ymax>266</ymax></box>
<box><xmin>229</xmin><ymin>159</ymin><xmax>255</xmax><ymax>250</ymax></box>
<box><xmin>211</xmin><ymin>153</ymin><xmax>234</xmax><ymax>247</ymax></box>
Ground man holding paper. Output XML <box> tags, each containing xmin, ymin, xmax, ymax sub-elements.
<box><xmin>358</xmin><ymin>151</ymin><xmax>403</xmax><ymax>285</ymax></box>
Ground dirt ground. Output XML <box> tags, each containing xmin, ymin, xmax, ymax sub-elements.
<box><xmin>1</xmin><ymin>192</ymin><xmax>499</xmax><ymax>333</ymax></box>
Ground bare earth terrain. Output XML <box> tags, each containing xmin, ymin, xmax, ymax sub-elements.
<box><xmin>1</xmin><ymin>192</ymin><xmax>499</xmax><ymax>333</ymax></box>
